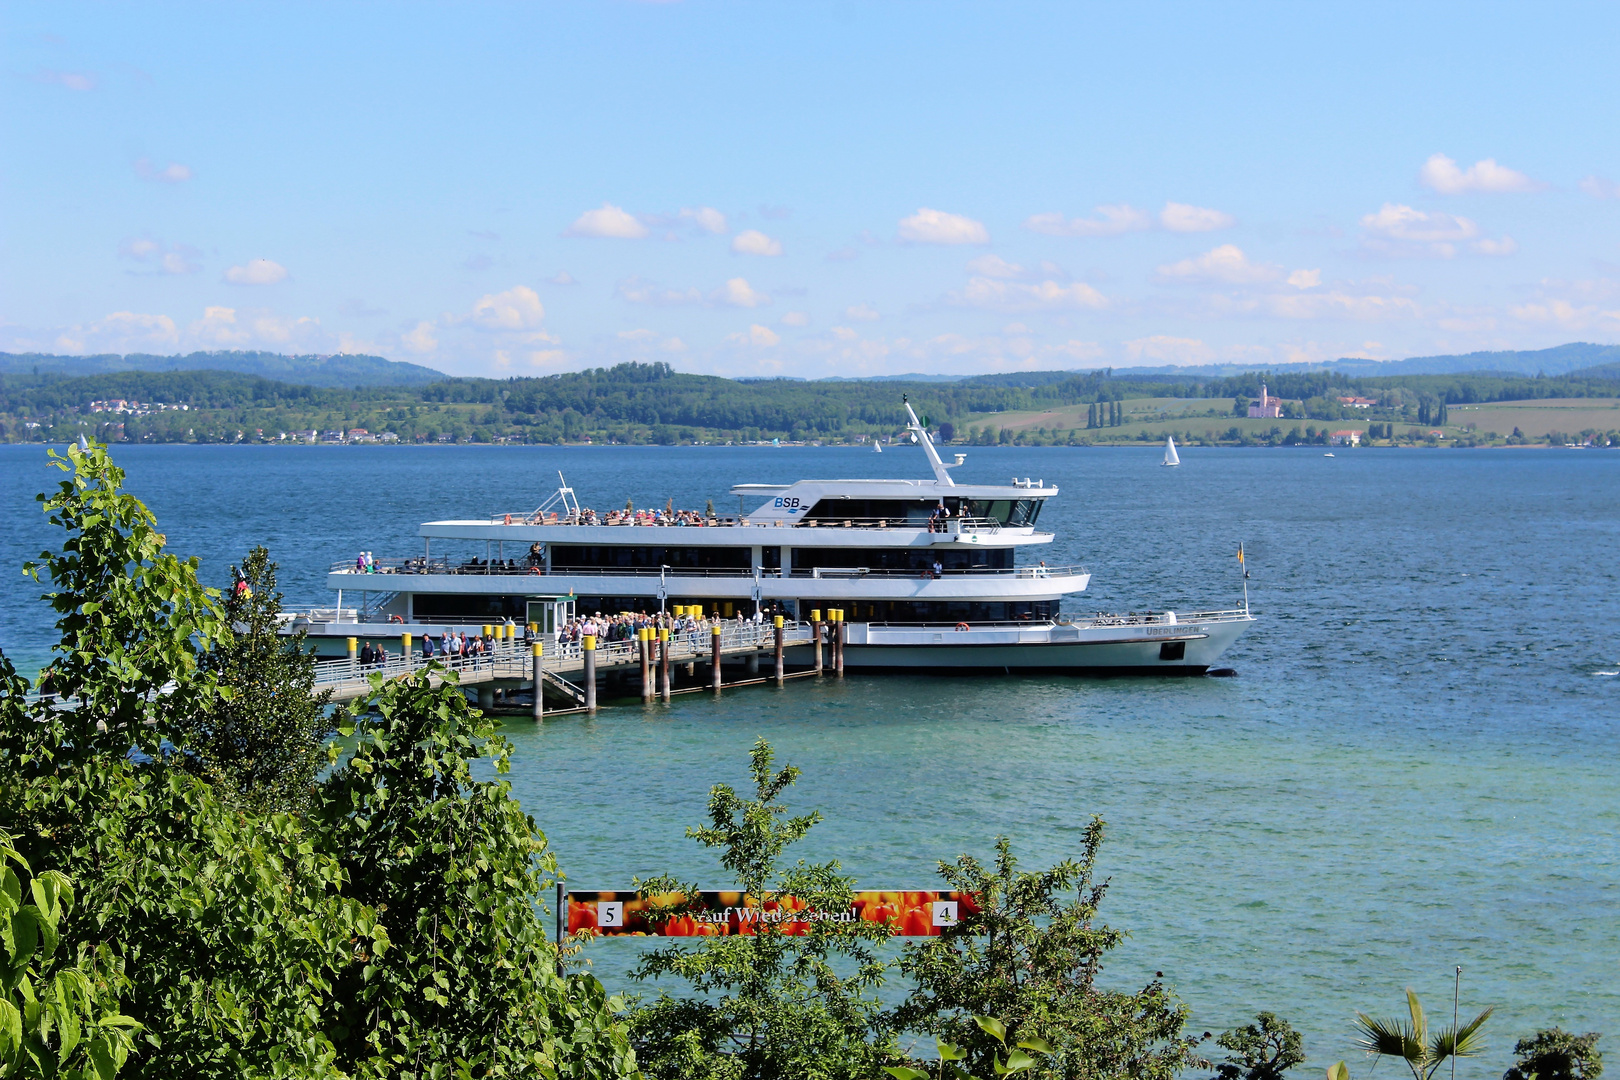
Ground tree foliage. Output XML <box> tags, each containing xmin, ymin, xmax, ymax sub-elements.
<box><xmin>2</xmin><ymin>441</ymin><xmax>642</xmax><ymax>1080</ymax></box>
<box><xmin>1503</xmin><ymin>1029</ymin><xmax>1603</xmax><ymax>1080</ymax></box>
<box><xmin>627</xmin><ymin>739</ymin><xmax>897</xmax><ymax>1080</ymax></box>
<box><xmin>1213</xmin><ymin>1013</ymin><xmax>1305</xmax><ymax>1080</ymax></box>
<box><xmin>183</xmin><ymin>546</ymin><xmax>334</xmax><ymax>813</ymax></box>
<box><xmin>893</xmin><ymin>821</ymin><xmax>1205</xmax><ymax>1080</ymax></box>
<box><xmin>313</xmin><ymin>669</ymin><xmax>640</xmax><ymax>1078</ymax></box>
<box><xmin>0</xmin><ymin>828</ymin><xmax>140</xmax><ymax>1079</ymax></box>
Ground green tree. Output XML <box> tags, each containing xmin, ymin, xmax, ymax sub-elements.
<box><xmin>1348</xmin><ymin>989</ymin><xmax>1493</xmax><ymax>1080</ymax></box>
<box><xmin>1503</xmin><ymin>1029</ymin><xmax>1602</xmax><ymax>1080</ymax></box>
<box><xmin>2</xmin><ymin>442</ymin><xmax>382</xmax><ymax>1079</ymax></box>
<box><xmin>183</xmin><ymin>546</ymin><xmax>334</xmax><ymax>813</ymax></box>
<box><xmin>1213</xmin><ymin>1013</ymin><xmax>1305</xmax><ymax>1080</ymax></box>
<box><xmin>1</xmin><ymin>827</ymin><xmax>141</xmax><ymax>1079</ymax></box>
<box><xmin>627</xmin><ymin>739</ymin><xmax>896</xmax><ymax>1080</ymax></box>
<box><xmin>893</xmin><ymin>820</ymin><xmax>1204</xmax><ymax>1080</ymax></box>
<box><xmin>313</xmin><ymin>669</ymin><xmax>641</xmax><ymax>1079</ymax></box>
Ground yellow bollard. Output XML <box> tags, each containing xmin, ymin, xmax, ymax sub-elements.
<box><xmin>347</xmin><ymin>636</ymin><xmax>358</xmax><ymax>664</ymax></box>
<box><xmin>531</xmin><ymin>641</ymin><xmax>545</xmax><ymax>721</ymax></box>
<box><xmin>402</xmin><ymin>633</ymin><xmax>413</xmax><ymax>667</ymax></box>
<box><xmin>772</xmin><ymin>615</ymin><xmax>785</xmax><ymax>686</ymax></box>
<box><xmin>658</xmin><ymin>627</ymin><xmax>671</xmax><ymax>701</ymax></box>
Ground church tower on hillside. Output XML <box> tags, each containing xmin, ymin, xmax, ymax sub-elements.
<box><xmin>1248</xmin><ymin>382</ymin><xmax>1282</xmax><ymax>419</ymax></box>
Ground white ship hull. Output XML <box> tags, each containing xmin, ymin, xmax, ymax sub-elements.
<box><xmin>798</xmin><ymin>611</ymin><xmax>1251</xmax><ymax>673</ymax></box>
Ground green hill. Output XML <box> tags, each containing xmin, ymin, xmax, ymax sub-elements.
<box><xmin>0</xmin><ymin>350</ymin><xmax>448</xmax><ymax>388</ymax></box>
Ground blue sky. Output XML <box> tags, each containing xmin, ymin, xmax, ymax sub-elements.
<box><xmin>5</xmin><ymin>2</ymin><xmax>1620</xmax><ymax>377</ymax></box>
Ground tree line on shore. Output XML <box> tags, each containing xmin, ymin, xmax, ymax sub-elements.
<box><xmin>3</xmin><ymin>361</ymin><xmax>1620</xmax><ymax>446</ymax></box>
<box><xmin>2</xmin><ymin>443</ymin><xmax>1607</xmax><ymax>1078</ymax></box>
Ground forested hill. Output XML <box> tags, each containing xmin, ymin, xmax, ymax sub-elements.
<box><xmin>0</xmin><ymin>349</ymin><xmax>448</xmax><ymax>387</ymax></box>
<box><xmin>5</xmin><ymin>359</ymin><xmax>1620</xmax><ymax>446</ymax></box>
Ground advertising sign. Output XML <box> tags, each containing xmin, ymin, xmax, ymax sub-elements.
<box><xmin>565</xmin><ymin>889</ymin><xmax>976</xmax><ymax>938</ymax></box>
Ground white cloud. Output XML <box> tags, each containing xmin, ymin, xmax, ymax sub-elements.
<box><xmin>190</xmin><ymin>306</ymin><xmax>252</xmax><ymax>346</ymax></box>
<box><xmin>401</xmin><ymin>321</ymin><xmax>438</xmax><ymax>353</ymax></box>
<box><xmin>59</xmin><ymin>311</ymin><xmax>180</xmax><ymax>353</ymax></box>
<box><xmin>133</xmin><ymin>158</ymin><xmax>193</xmax><ymax>183</ymax></box>
<box><xmin>831</xmin><ymin>326</ymin><xmax>859</xmax><ymax>342</ymax></box>
<box><xmin>717</xmin><ymin>277</ymin><xmax>769</xmax><ymax>308</ymax></box>
<box><xmin>956</xmin><ymin>277</ymin><xmax>1107</xmax><ymax>312</ymax></box>
<box><xmin>781</xmin><ymin>311</ymin><xmax>809</xmax><ymax>326</ymax></box>
<box><xmin>1419</xmin><ymin>153</ymin><xmax>1542</xmax><ymax>194</ymax></box>
<box><xmin>528</xmin><ymin>349</ymin><xmax>570</xmax><ymax>369</ymax></box>
<box><xmin>680</xmin><ymin>206</ymin><xmax>729</xmax><ymax>234</ymax></box>
<box><xmin>1472</xmin><ymin>236</ymin><xmax>1518</xmax><ymax>257</ymax></box>
<box><xmin>564</xmin><ymin>203</ymin><xmax>649</xmax><ymax>239</ymax></box>
<box><xmin>731</xmin><ymin>229</ymin><xmax>783</xmax><ymax>256</ymax></box>
<box><xmin>223</xmin><ymin>258</ymin><xmax>288</xmax><ymax>285</ymax></box>
<box><xmin>727</xmin><ymin>324</ymin><xmax>781</xmax><ymax>348</ymax></box>
<box><xmin>1023</xmin><ymin>204</ymin><xmax>1153</xmax><ymax>238</ymax></box>
<box><xmin>120</xmin><ymin>237</ymin><xmax>200</xmax><ymax>275</ymax></box>
<box><xmin>1154</xmin><ymin>245</ymin><xmax>1280</xmax><ymax>284</ymax></box>
<box><xmin>1125</xmin><ymin>336</ymin><xmax>1215</xmax><ymax>365</ymax></box>
<box><xmin>618</xmin><ymin>328</ymin><xmax>658</xmax><ymax>341</ymax></box>
<box><xmin>897</xmin><ymin>207</ymin><xmax>989</xmax><ymax>245</ymax></box>
<box><xmin>1359</xmin><ymin>203</ymin><xmax>1480</xmax><ymax>257</ymax></box>
<box><xmin>1510</xmin><ymin>299</ymin><xmax>1620</xmax><ymax>331</ymax></box>
<box><xmin>845</xmin><ymin>303</ymin><xmax>880</xmax><ymax>321</ymax></box>
<box><xmin>549</xmin><ymin>270</ymin><xmax>579</xmax><ymax>285</ymax></box>
<box><xmin>966</xmin><ymin>254</ymin><xmax>1027</xmax><ymax>278</ymax></box>
<box><xmin>38</xmin><ymin>69</ymin><xmax>97</xmax><ymax>92</ymax></box>
<box><xmin>1159</xmin><ymin>202</ymin><xmax>1235</xmax><ymax>232</ymax></box>
<box><xmin>1580</xmin><ymin>176</ymin><xmax>1620</xmax><ymax>200</ymax></box>
<box><xmin>1287</xmin><ymin>269</ymin><xmax>1322</xmax><ymax>289</ymax></box>
<box><xmin>1261</xmin><ymin>291</ymin><xmax>1422</xmax><ymax>321</ymax></box>
<box><xmin>617</xmin><ymin>278</ymin><xmax>705</xmax><ymax>306</ymax></box>
<box><xmin>470</xmin><ymin>285</ymin><xmax>545</xmax><ymax>330</ymax></box>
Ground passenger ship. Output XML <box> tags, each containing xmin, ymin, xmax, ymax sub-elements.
<box><xmin>300</xmin><ymin>402</ymin><xmax>1254</xmax><ymax>674</ymax></box>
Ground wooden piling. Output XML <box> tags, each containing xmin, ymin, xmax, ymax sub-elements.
<box><xmin>659</xmin><ymin>627</ymin><xmax>671</xmax><ymax>702</ymax></box>
<box><xmin>639</xmin><ymin>627</ymin><xmax>653</xmax><ymax>702</ymax></box>
<box><xmin>531</xmin><ymin>642</ymin><xmax>545</xmax><ymax>721</ymax></box>
<box><xmin>583</xmin><ymin>634</ymin><xmax>597</xmax><ymax>712</ymax></box>
<box><xmin>811</xmin><ymin>609</ymin><xmax>823</xmax><ymax>672</ymax></box>
<box><xmin>711</xmin><ymin>625</ymin><xmax>723</xmax><ymax>692</ymax></box>
<box><xmin>773</xmin><ymin>615</ymin><xmax>784</xmax><ymax>686</ymax></box>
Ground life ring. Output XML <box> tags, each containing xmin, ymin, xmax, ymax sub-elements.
<box><xmin>955</xmin><ymin>622</ymin><xmax>970</xmax><ymax>631</ymax></box>
<box><xmin>529</xmin><ymin>566</ymin><xmax>542</xmax><ymax>575</ymax></box>
<box><xmin>388</xmin><ymin>615</ymin><xmax>404</xmax><ymax>624</ymax></box>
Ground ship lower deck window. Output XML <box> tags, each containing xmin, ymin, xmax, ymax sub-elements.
<box><xmin>1158</xmin><ymin>641</ymin><xmax>1186</xmax><ymax>661</ymax></box>
<box><xmin>794</xmin><ymin>547</ymin><xmax>1010</xmax><ymax>573</ymax></box>
<box><xmin>549</xmin><ymin>545</ymin><xmax>750</xmax><ymax>571</ymax></box>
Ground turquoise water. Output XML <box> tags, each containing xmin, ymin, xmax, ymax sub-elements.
<box><xmin>3</xmin><ymin>443</ymin><xmax>1617</xmax><ymax>1074</ymax></box>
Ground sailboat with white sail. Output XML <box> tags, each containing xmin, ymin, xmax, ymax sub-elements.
<box><xmin>1162</xmin><ymin>435</ymin><xmax>1180</xmax><ymax>467</ymax></box>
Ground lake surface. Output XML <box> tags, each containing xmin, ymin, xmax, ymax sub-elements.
<box><xmin>3</xmin><ymin>442</ymin><xmax>1617</xmax><ymax>1076</ymax></box>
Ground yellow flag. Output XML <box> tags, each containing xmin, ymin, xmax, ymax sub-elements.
<box><xmin>1237</xmin><ymin>545</ymin><xmax>1244</xmax><ymax>565</ymax></box>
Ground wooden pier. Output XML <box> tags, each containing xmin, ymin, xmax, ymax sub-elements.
<box><xmin>312</xmin><ymin>620</ymin><xmax>821</xmax><ymax>714</ymax></box>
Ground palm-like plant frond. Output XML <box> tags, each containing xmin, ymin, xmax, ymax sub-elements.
<box><xmin>1354</xmin><ymin>991</ymin><xmax>1494</xmax><ymax>1080</ymax></box>
<box><xmin>1430</xmin><ymin>1006</ymin><xmax>1496</xmax><ymax>1064</ymax></box>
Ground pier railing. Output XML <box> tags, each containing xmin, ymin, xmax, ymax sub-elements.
<box><xmin>309</xmin><ymin>621</ymin><xmax>814</xmax><ymax>695</ymax></box>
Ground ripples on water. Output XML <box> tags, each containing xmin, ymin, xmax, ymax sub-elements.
<box><xmin>3</xmin><ymin>443</ymin><xmax>1616</xmax><ymax>1074</ymax></box>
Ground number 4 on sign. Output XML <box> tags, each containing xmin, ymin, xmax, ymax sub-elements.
<box><xmin>931</xmin><ymin>900</ymin><xmax>958</xmax><ymax>927</ymax></box>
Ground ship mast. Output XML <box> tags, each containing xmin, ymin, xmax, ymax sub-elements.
<box><xmin>903</xmin><ymin>396</ymin><xmax>958</xmax><ymax>487</ymax></box>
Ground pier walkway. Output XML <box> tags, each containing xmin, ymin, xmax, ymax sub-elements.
<box><xmin>312</xmin><ymin>621</ymin><xmax>816</xmax><ymax>705</ymax></box>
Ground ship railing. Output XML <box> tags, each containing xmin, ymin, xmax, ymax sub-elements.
<box><xmin>793</xmin><ymin>516</ymin><xmax>1006</xmax><ymax>532</ymax></box>
<box><xmin>483</xmin><ymin>511</ymin><xmax>747</xmax><ymax>527</ymax></box>
<box><xmin>1055</xmin><ymin>608</ymin><xmax>1253</xmax><ymax>627</ymax></box>
<box><xmin>790</xmin><ymin>564</ymin><xmax>1086</xmax><ymax>579</ymax></box>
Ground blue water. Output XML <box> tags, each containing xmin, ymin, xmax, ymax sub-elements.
<box><xmin>3</xmin><ymin>443</ymin><xmax>1617</xmax><ymax>1075</ymax></box>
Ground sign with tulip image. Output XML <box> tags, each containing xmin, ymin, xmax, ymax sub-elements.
<box><xmin>567</xmin><ymin>889</ymin><xmax>975</xmax><ymax>938</ymax></box>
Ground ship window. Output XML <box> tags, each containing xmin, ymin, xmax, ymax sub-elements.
<box><xmin>1158</xmin><ymin>641</ymin><xmax>1186</xmax><ymax>661</ymax></box>
<box><xmin>760</xmin><ymin>546</ymin><xmax>781</xmax><ymax>570</ymax></box>
<box><xmin>549</xmin><ymin>545</ymin><xmax>750</xmax><ymax>571</ymax></box>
